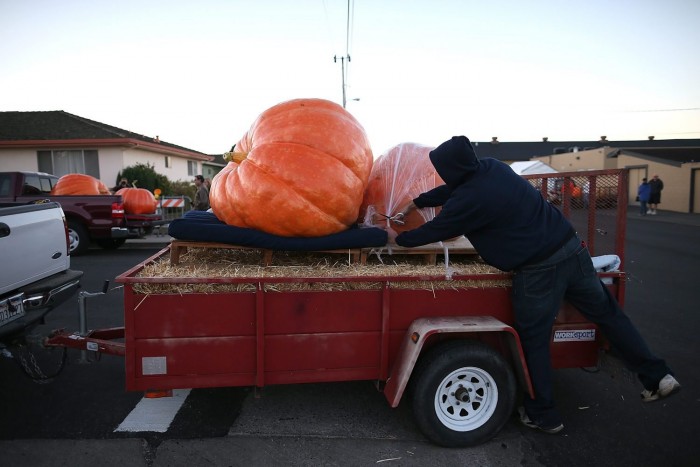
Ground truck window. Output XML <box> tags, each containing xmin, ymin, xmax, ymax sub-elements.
<box><xmin>39</xmin><ymin>177</ymin><xmax>53</xmax><ymax>194</ymax></box>
<box><xmin>0</xmin><ymin>174</ymin><xmax>11</xmax><ymax>197</ymax></box>
<box><xmin>22</xmin><ymin>175</ymin><xmax>43</xmax><ymax>195</ymax></box>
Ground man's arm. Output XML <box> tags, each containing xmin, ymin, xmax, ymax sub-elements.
<box><xmin>413</xmin><ymin>184</ymin><xmax>452</xmax><ymax>208</ymax></box>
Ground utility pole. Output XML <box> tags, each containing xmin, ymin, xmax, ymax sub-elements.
<box><xmin>333</xmin><ymin>54</ymin><xmax>350</xmax><ymax>108</ymax></box>
<box><xmin>334</xmin><ymin>0</ymin><xmax>353</xmax><ymax>108</ymax></box>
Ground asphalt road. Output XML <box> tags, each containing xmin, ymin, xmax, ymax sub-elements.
<box><xmin>1</xmin><ymin>214</ymin><xmax>698</xmax><ymax>466</ymax></box>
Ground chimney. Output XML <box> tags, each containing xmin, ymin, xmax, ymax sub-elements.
<box><xmin>648</xmin><ymin>136</ymin><xmax>655</xmax><ymax>141</ymax></box>
<box><xmin>154</xmin><ymin>135</ymin><xmax>160</xmax><ymax>143</ymax></box>
<box><xmin>542</xmin><ymin>137</ymin><xmax>548</xmax><ymax>142</ymax></box>
<box><xmin>491</xmin><ymin>137</ymin><xmax>499</xmax><ymax>144</ymax></box>
<box><xmin>599</xmin><ymin>135</ymin><xmax>607</xmax><ymax>142</ymax></box>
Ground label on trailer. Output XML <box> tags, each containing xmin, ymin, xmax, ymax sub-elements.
<box><xmin>142</xmin><ymin>356</ymin><xmax>167</xmax><ymax>375</ymax></box>
<box><xmin>553</xmin><ymin>329</ymin><xmax>596</xmax><ymax>342</ymax></box>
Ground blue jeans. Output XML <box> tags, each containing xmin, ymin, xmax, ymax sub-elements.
<box><xmin>640</xmin><ymin>200</ymin><xmax>648</xmax><ymax>215</ymax></box>
<box><xmin>511</xmin><ymin>235</ymin><xmax>671</xmax><ymax>426</ymax></box>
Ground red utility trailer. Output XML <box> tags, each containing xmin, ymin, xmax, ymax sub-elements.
<box><xmin>49</xmin><ymin>169</ymin><xmax>629</xmax><ymax>447</ymax></box>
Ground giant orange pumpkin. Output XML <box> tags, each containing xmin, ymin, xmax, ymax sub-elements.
<box><xmin>359</xmin><ymin>142</ymin><xmax>444</xmax><ymax>233</ymax></box>
<box><xmin>51</xmin><ymin>174</ymin><xmax>105</xmax><ymax>196</ymax></box>
<box><xmin>210</xmin><ymin>98</ymin><xmax>374</xmax><ymax>237</ymax></box>
<box><xmin>116</xmin><ymin>187</ymin><xmax>158</xmax><ymax>214</ymax></box>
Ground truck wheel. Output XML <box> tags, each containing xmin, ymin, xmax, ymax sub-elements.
<box><xmin>97</xmin><ymin>238</ymin><xmax>126</xmax><ymax>250</ymax></box>
<box><xmin>410</xmin><ymin>340</ymin><xmax>516</xmax><ymax>447</ymax></box>
<box><xmin>67</xmin><ymin>221</ymin><xmax>89</xmax><ymax>256</ymax></box>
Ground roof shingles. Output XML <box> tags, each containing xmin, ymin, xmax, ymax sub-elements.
<box><xmin>0</xmin><ymin>110</ymin><xmax>209</xmax><ymax>158</ymax></box>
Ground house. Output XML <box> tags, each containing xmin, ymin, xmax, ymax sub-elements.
<box><xmin>471</xmin><ymin>136</ymin><xmax>700</xmax><ymax>163</ymax></box>
<box><xmin>0</xmin><ymin>111</ymin><xmax>214</xmax><ymax>187</ymax></box>
<box><xmin>202</xmin><ymin>153</ymin><xmax>227</xmax><ymax>183</ymax></box>
<box><xmin>465</xmin><ymin>136</ymin><xmax>700</xmax><ymax>213</ymax></box>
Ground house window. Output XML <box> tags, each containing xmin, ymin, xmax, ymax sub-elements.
<box><xmin>187</xmin><ymin>160</ymin><xmax>197</xmax><ymax>176</ymax></box>
<box><xmin>37</xmin><ymin>150</ymin><xmax>99</xmax><ymax>178</ymax></box>
<box><xmin>165</xmin><ymin>156</ymin><xmax>172</xmax><ymax>168</ymax></box>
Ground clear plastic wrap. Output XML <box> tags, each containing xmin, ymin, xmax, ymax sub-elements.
<box><xmin>359</xmin><ymin>142</ymin><xmax>443</xmax><ymax>232</ymax></box>
<box><xmin>359</xmin><ymin>143</ymin><xmax>459</xmax><ymax>276</ymax></box>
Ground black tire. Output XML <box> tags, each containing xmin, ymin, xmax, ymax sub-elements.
<box><xmin>67</xmin><ymin>221</ymin><xmax>89</xmax><ymax>256</ymax></box>
<box><xmin>96</xmin><ymin>238</ymin><xmax>126</xmax><ymax>250</ymax></box>
<box><xmin>410</xmin><ymin>339</ymin><xmax>516</xmax><ymax>447</ymax></box>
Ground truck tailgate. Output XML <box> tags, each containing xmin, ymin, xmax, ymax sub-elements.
<box><xmin>0</xmin><ymin>203</ymin><xmax>69</xmax><ymax>296</ymax></box>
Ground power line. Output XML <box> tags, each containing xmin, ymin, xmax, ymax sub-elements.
<box><xmin>334</xmin><ymin>0</ymin><xmax>354</xmax><ymax>108</ymax></box>
<box><xmin>345</xmin><ymin>0</ymin><xmax>352</xmax><ymax>57</ymax></box>
<box><xmin>624</xmin><ymin>107</ymin><xmax>700</xmax><ymax>113</ymax></box>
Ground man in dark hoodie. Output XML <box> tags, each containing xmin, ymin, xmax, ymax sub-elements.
<box><xmin>390</xmin><ymin>136</ymin><xmax>679</xmax><ymax>434</ymax></box>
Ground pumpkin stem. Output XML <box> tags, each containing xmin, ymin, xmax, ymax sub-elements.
<box><xmin>223</xmin><ymin>151</ymin><xmax>248</xmax><ymax>164</ymax></box>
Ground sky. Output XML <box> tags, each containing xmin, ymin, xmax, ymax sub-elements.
<box><xmin>1</xmin><ymin>0</ymin><xmax>699</xmax><ymax>156</ymax></box>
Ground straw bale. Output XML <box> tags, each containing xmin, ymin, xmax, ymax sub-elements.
<box><xmin>132</xmin><ymin>247</ymin><xmax>510</xmax><ymax>294</ymax></box>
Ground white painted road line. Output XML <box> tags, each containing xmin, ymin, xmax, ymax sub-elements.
<box><xmin>114</xmin><ymin>389</ymin><xmax>191</xmax><ymax>433</ymax></box>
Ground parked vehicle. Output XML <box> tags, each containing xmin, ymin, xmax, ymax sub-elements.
<box><xmin>0</xmin><ymin>172</ymin><xmax>164</xmax><ymax>255</ymax></box>
<box><xmin>46</xmin><ymin>170</ymin><xmax>629</xmax><ymax>447</ymax></box>
<box><xmin>0</xmin><ymin>201</ymin><xmax>82</xmax><ymax>343</ymax></box>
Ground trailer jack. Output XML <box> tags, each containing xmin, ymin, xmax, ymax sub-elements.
<box><xmin>44</xmin><ymin>281</ymin><xmax>126</xmax><ymax>359</ymax></box>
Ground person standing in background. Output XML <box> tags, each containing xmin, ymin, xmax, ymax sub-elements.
<box><xmin>192</xmin><ymin>175</ymin><xmax>210</xmax><ymax>211</ymax></box>
<box><xmin>648</xmin><ymin>174</ymin><xmax>664</xmax><ymax>215</ymax></box>
<box><xmin>111</xmin><ymin>177</ymin><xmax>131</xmax><ymax>194</ymax></box>
<box><xmin>637</xmin><ymin>178</ymin><xmax>651</xmax><ymax>216</ymax></box>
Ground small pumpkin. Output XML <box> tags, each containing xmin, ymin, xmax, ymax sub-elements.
<box><xmin>210</xmin><ymin>98</ymin><xmax>374</xmax><ymax>237</ymax></box>
<box><xmin>116</xmin><ymin>187</ymin><xmax>158</xmax><ymax>214</ymax></box>
<box><xmin>51</xmin><ymin>173</ymin><xmax>104</xmax><ymax>195</ymax></box>
<box><xmin>359</xmin><ymin>142</ymin><xmax>443</xmax><ymax>233</ymax></box>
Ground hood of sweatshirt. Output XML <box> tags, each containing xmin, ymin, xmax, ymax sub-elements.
<box><xmin>428</xmin><ymin>136</ymin><xmax>480</xmax><ymax>189</ymax></box>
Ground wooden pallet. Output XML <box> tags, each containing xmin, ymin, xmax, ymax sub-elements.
<box><xmin>363</xmin><ymin>236</ymin><xmax>477</xmax><ymax>264</ymax></box>
<box><xmin>169</xmin><ymin>237</ymin><xmax>477</xmax><ymax>266</ymax></box>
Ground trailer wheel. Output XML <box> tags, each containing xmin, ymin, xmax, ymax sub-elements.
<box><xmin>67</xmin><ymin>221</ymin><xmax>89</xmax><ymax>256</ymax></box>
<box><xmin>410</xmin><ymin>340</ymin><xmax>516</xmax><ymax>447</ymax></box>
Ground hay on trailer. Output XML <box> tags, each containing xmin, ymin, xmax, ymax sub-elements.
<box><xmin>132</xmin><ymin>247</ymin><xmax>510</xmax><ymax>295</ymax></box>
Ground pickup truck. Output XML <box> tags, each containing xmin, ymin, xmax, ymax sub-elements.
<box><xmin>0</xmin><ymin>171</ymin><xmax>163</xmax><ymax>255</ymax></box>
<box><xmin>0</xmin><ymin>201</ymin><xmax>82</xmax><ymax>344</ymax></box>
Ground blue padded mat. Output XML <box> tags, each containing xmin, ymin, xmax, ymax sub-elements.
<box><xmin>168</xmin><ymin>211</ymin><xmax>388</xmax><ymax>250</ymax></box>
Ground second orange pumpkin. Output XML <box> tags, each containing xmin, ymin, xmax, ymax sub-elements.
<box><xmin>116</xmin><ymin>187</ymin><xmax>158</xmax><ymax>214</ymax></box>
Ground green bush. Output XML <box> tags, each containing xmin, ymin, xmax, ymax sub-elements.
<box><xmin>168</xmin><ymin>180</ymin><xmax>196</xmax><ymax>199</ymax></box>
<box><xmin>117</xmin><ymin>163</ymin><xmax>194</xmax><ymax>198</ymax></box>
<box><xmin>117</xmin><ymin>163</ymin><xmax>170</xmax><ymax>193</ymax></box>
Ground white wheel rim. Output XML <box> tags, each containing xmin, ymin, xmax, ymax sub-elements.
<box><xmin>68</xmin><ymin>229</ymin><xmax>79</xmax><ymax>252</ymax></box>
<box><xmin>433</xmin><ymin>366</ymin><xmax>498</xmax><ymax>432</ymax></box>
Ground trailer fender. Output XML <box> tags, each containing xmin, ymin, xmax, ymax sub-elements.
<box><xmin>383</xmin><ymin>316</ymin><xmax>533</xmax><ymax>407</ymax></box>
